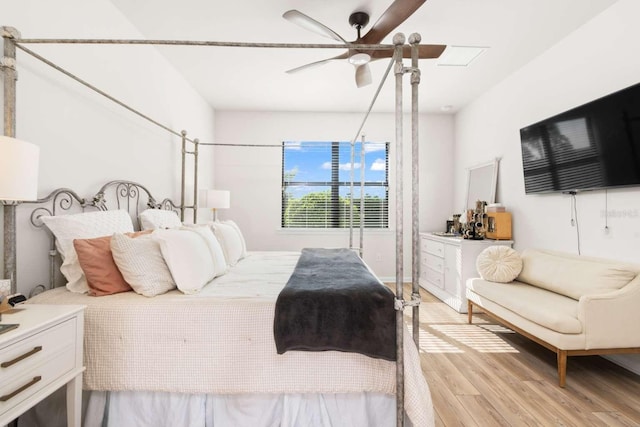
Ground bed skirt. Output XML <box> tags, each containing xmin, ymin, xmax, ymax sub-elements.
<box><xmin>19</xmin><ymin>388</ymin><xmax>413</xmax><ymax>427</ymax></box>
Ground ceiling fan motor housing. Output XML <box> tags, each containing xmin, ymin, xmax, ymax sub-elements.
<box><xmin>349</xmin><ymin>12</ymin><xmax>370</xmax><ymax>32</ymax></box>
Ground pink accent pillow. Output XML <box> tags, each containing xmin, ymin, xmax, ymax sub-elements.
<box><xmin>73</xmin><ymin>231</ymin><xmax>151</xmax><ymax>296</ymax></box>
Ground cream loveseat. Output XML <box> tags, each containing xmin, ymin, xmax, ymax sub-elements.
<box><xmin>466</xmin><ymin>248</ymin><xmax>640</xmax><ymax>387</ymax></box>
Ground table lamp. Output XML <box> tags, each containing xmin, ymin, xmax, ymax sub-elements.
<box><xmin>199</xmin><ymin>189</ymin><xmax>230</xmax><ymax>221</ymax></box>
<box><xmin>0</xmin><ymin>135</ymin><xmax>40</xmax><ymax>296</ymax></box>
<box><xmin>0</xmin><ymin>135</ymin><xmax>39</xmax><ymax>201</ymax></box>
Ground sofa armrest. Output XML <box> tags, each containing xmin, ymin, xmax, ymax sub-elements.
<box><xmin>578</xmin><ymin>275</ymin><xmax>640</xmax><ymax>349</ymax></box>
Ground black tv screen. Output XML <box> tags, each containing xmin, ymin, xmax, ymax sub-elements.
<box><xmin>520</xmin><ymin>82</ymin><xmax>640</xmax><ymax>194</ymax></box>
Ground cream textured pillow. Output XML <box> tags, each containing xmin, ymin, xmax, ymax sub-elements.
<box><xmin>40</xmin><ymin>210</ymin><xmax>135</xmax><ymax>293</ymax></box>
<box><xmin>73</xmin><ymin>231</ymin><xmax>151</xmax><ymax>296</ymax></box>
<box><xmin>110</xmin><ymin>232</ymin><xmax>176</xmax><ymax>297</ymax></box>
<box><xmin>153</xmin><ymin>229</ymin><xmax>216</xmax><ymax>294</ymax></box>
<box><xmin>182</xmin><ymin>225</ymin><xmax>228</xmax><ymax>277</ymax></box>
<box><xmin>476</xmin><ymin>246</ymin><xmax>523</xmax><ymax>283</ymax></box>
<box><xmin>139</xmin><ymin>209</ymin><xmax>182</xmax><ymax>230</ymax></box>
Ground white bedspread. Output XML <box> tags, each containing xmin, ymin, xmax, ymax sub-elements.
<box><xmin>28</xmin><ymin>251</ymin><xmax>433</xmax><ymax>427</ymax></box>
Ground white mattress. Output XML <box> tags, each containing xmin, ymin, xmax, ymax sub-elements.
<box><xmin>27</xmin><ymin>251</ymin><xmax>433</xmax><ymax>426</ymax></box>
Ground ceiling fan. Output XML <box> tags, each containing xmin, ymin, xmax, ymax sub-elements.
<box><xmin>283</xmin><ymin>0</ymin><xmax>447</xmax><ymax>88</ymax></box>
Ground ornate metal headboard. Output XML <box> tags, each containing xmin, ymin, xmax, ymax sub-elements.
<box><xmin>27</xmin><ymin>180</ymin><xmax>178</xmax><ymax>291</ymax></box>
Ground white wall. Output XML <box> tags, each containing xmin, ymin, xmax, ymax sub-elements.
<box><xmin>453</xmin><ymin>0</ymin><xmax>640</xmax><ymax>374</ymax></box>
<box><xmin>2</xmin><ymin>0</ymin><xmax>216</xmax><ymax>295</ymax></box>
<box><xmin>213</xmin><ymin>111</ymin><xmax>454</xmax><ymax>279</ymax></box>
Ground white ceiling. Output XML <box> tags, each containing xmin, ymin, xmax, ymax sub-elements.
<box><xmin>109</xmin><ymin>0</ymin><xmax>617</xmax><ymax>114</ymax></box>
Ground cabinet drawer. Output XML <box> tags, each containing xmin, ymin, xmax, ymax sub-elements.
<box><xmin>424</xmin><ymin>267</ymin><xmax>444</xmax><ymax>289</ymax></box>
<box><xmin>423</xmin><ymin>239</ymin><xmax>445</xmax><ymax>257</ymax></box>
<box><xmin>424</xmin><ymin>253</ymin><xmax>444</xmax><ymax>273</ymax></box>
<box><xmin>0</xmin><ymin>343</ymin><xmax>76</xmax><ymax>415</ymax></box>
<box><xmin>0</xmin><ymin>319</ymin><xmax>76</xmax><ymax>385</ymax></box>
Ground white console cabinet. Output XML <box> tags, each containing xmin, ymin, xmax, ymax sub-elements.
<box><xmin>419</xmin><ymin>232</ymin><xmax>513</xmax><ymax>313</ymax></box>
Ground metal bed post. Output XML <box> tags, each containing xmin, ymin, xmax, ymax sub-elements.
<box><xmin>349</xmin><ymin>140</ymin><xmax>355</xmax><ymax>250</ymax></box>
<box><xmin>180</xmin><ymin>130</ymin><xmax>187</xmax><ymax>221</ymax></box>
<box><xmin>2</xmin><ymin>26</ymin><xmax>20</xmax><ymax>294</ymax></box>
<box><xmin>410</xmin><ymin>33</ymin><xmax>421</xmax><ymax>346</ymax></box>
<box><xmin>393</xmin><ymin>33</ymin><xmax>405</xmax><ymax>427</ymax></box>
<box><xmin>359</xmin><ymin>134</ymin><xmax>365</xmax><ymax>257</ymax></box>
<box><xmin>348</xmin><ymin>133</ymin><xmax>366</xmax><ymax>257</ymax></box>
<box><xmin>193</xmin><ymin>138</ymin><xmax>199</xmax><ymax>224</ymax></box>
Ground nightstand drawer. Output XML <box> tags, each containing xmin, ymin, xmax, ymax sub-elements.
<box><xmin>0</xmin><ymin>343</ymin><xmax>76</xmax><ymax>415</ymax></box>
<box><xmin>0</xmin><ymin>318</ymin><xmax>76</xmax><ymax>385</ymax></box>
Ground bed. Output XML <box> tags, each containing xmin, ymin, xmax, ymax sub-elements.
<box><xmin>17</xmin><ymin>181</ymin><xmax>434</xmax><ymax>427</ymax></box>
<box><xmin>4</xmin><ymin>25</ymin><xmax>429</xmax><ymax>426</ymax></box>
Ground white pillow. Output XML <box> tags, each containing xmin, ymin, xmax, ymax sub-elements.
<box><xmin>209</xmin><ymin>221</ymin><xmax>245</xmax><ymax>266</ymax></box>
<box><xmin>110</xmin><ymin>232</ymin><xmax>176</xmax><ymax>297</ymax></box>
<box><xmin>139</xmin><ymin>209</ymin><xmax>182</xmax><ymax>230</ymax></box>
<box><xmin>476</xmin><ymin>246</ymin><xmax>523</xmax><ymax>283</ymax></box>
<box><xmin>222</xmin><ymin>220</ymin><xmax>247</xmax><ymax>257</ymax></box>
<box><xmin>181</xmin><ymin>225</ymin><xmax>228</xmax><ymax>277</ymax></box>
<box><xmin>154</xmin><ymin>229</ymin><xmax>216</xmax><ymax>294</ymax></box>
<box><xmin>40</xmin><ymin>210</ymin><xmax>135</xmax><ymax>293</ymax></box>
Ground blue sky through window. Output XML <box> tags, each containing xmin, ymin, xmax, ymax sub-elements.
<box><xmin>283</xmin><ymin>141</ymin><xmax>388</xmax><ymax>198</ymax></box>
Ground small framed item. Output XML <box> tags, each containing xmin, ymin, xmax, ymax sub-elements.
<box><xmin>0</xmin><ymin>324</ymin><xmax>19</xmax><ymax>335</ymax></box>
<box><xmin>486</xmin><ymin>212</ymin><xmax>512</xmax><ymax>240</ymax></box>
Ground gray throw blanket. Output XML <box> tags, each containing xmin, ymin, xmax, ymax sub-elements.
<box><xmin>273</xmin><ymin>248</ymin><xmax>397</xmax><ymax>361</ymax></box>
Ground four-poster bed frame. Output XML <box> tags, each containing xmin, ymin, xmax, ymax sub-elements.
<box><xmin>1</xmin><ymin>25</ymin><xmax>426</xmax><ymax>426</ymax></box>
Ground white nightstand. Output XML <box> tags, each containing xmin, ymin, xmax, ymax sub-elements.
<box><xmin>0</xmin><ymin>304</ymin><xmax>85</xmax><ymax>426</ymax></box>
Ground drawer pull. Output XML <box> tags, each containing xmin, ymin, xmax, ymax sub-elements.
<box><xmin>0</xmin><ymin>376</ymin><xmax>42</xmax><ymax>402</ymax></box>
<box><xmin>1</xmin><ymin>346</ymin><xmax>43</xmax><ymax>368</ymax></box>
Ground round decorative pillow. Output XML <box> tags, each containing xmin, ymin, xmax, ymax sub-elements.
<box><xmin>476</xmin><ymin>246</ymin><xmax>522</xmax><ymax>283</ymax></box>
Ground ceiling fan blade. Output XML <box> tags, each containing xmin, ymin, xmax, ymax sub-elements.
<box><xmin>355</xmin><ymin>64</ymin><xmax>372</xmax><ymax>88</ymax></box>
<box><xmin>360</xmin><ymin>0</ymin><xmax>426</xmax><ymax>44</ymax></box>
<box><xmin>370</xmin><ymin>44</ymin><xmax>447</xmax><ymax>60</ymax></box>
<box><xmin>283</xmin><ymin>10</ymin><xmax>347</xmax><ymax>43</ymax></box>
<box><xmin>286</xmin><ymin>52</ymin><xmax>349</xmax><ymax>74</ymax></box>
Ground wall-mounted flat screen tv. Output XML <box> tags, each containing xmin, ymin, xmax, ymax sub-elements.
<box><xmin>520</xmin><ymin>82</ymin><xmax>640</xmax><ymax>194</ymax></box>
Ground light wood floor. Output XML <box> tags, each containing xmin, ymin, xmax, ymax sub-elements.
<box><xmin>403</xmin><ymin>287</ymin><xmax>640</xmax><ymax>427</ymax></box>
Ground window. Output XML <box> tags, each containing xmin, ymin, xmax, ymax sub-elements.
<box><xmin>282</xmin><ymin>141</ymin><xmax>389</xmax><ymax>229</ymax></box>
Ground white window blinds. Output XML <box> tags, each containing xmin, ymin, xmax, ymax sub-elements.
<box><xmin>282</xmin><ymin>141</ymin><xmax>389</xmax><ymax>229</ymax></box>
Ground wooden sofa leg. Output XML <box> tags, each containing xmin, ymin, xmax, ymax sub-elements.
<box><xmin>557</xmin><ymin>350</ymin><xmax>567</xmax><ymax>388</ymax></box>
<box><xmin>467</xmin><ymin>301</ymin><xmax>473</xmax><ymax>324</ymax></box>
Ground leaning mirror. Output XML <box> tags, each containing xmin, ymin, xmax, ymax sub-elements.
<box><xmin>465</xmin><ymin>158</ymin><xmax>499</xmax><ymax>209</ymax></box>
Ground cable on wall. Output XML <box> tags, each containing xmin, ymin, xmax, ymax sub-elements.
<box><xmin>604</xmin><ymin>189</ymin><xmax>610</xmax><ymax>234</ymax></box>
<box><xmin>569</xmin><ymin>191</ymin><xmax>581</xmax><ymax>255</ymax></box>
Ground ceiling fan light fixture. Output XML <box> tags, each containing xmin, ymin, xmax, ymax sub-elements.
<box><xmin>355</xmin><ymin>64</ymin><xmax>372</xmax><ymax>88</ymax></box>
<box><xmin>348</xmin><ymin>53</ymin><xmax>371</xmax><ymax>66</ymax></box>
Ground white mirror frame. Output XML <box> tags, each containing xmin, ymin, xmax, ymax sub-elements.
<box><xmin>465</xmin><ymin>158</ymin><xmax>499</xmax><ymax>210</ymax></box>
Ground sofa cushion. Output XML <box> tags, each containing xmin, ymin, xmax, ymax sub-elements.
<box><xmin>467</xmin><ymin>278</ymin><xmax>582</xmax><ymax>334</ymax></box>
<box><xmin>516</xmin><ymin>249</ymin><xmax>637</xmax><ymax>300</ymax></box>
<box><xmin>476</xmin><ymin>246</ymin><xmax>523</xmax><ymax>283</ymax></box>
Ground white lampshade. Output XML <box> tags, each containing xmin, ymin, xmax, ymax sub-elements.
<box><xmin>0</xmin><ymin>136</ymin><xmax>40</xmax><ymax>201</ymax></box>
<box><xmin>199</xmin><ymin>189</ymin><xmax>230</xmax><ymax>209</ymax></box>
